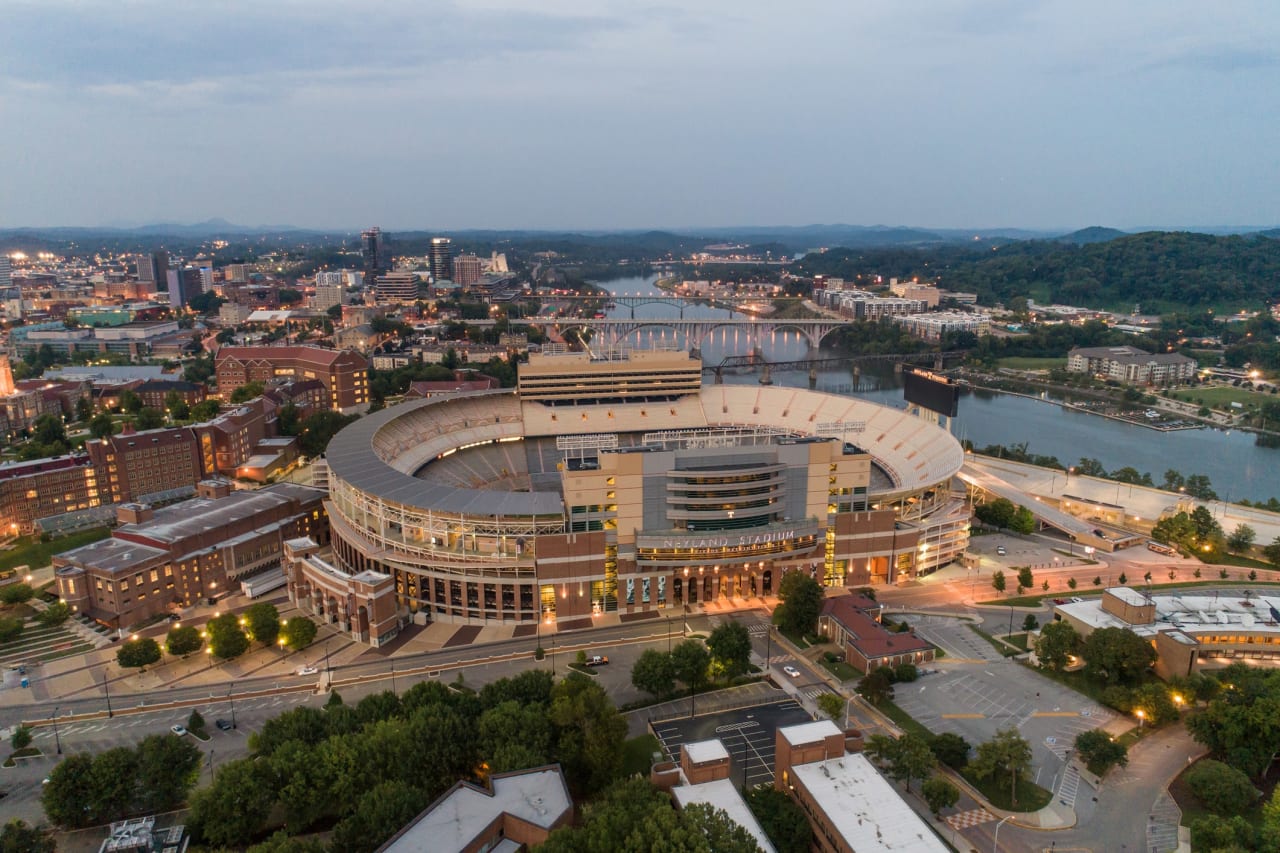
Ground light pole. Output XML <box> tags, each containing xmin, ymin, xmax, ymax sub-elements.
<box><xmin>103</xmin><ymin>668</ymin><xmax>113</xmax><ymax>718</ymax></box>
<box><xmin>1136</xmin><ymin>709</ymin><xmax>1145</xmax><ymax>731</ymax></box>
<box><xmin>1007</xmin><ymin>605</ymin><xmax>1015</xmax><ymax>638</ymax></box>
<box><xmin>390</xmin><ymin>659</ymin><xmax>397</xmax><ymax>696</ymax></box>
<box><xmin>228</xmin><ymin>684</ymin><xmax>237</xmax><ymax>730</ymax></box>
<box><xmin>52</xmin><ymin>707</ymin><xmax>62</xmax><ymax>755</ymax></box>
<box><xmin>992</xmin><ymin>815</ymin><xmax>1013</xmax><ymax>853</ymax></box>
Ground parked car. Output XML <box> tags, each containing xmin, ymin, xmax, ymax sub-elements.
<box><xmin>170</xmin><ymin>725</ymin><xmax>187</xmax><ymax>736</ymax></box>
<box><xmin>1052</xmin><ymin>598</ymin><xmax>1067</xmax><ymax>605</ymax></box>
<box><xmin>995</xmin><ymin>546</ymin><xmax>1007</xmax><ymax>556</ymax></box>
<box><xmin>782</xmin><ymin>665</ymin><xmax>801</xmax><ymax>678</ymax></box>
<box><xmin>215</xmin><ymin>719</ymin><xmax>233</xmax><ymax>731</ymax></box>
<box><xmin>587</xmin><ymin>655</ymin><xmax>609</xmax><ymax>666</ymax></box>
<box><xmin>296</xmin><ymin>665</ymin><xmax>318</xmax><ymax>676</ymax></box>
<box><xmin>1070</xmin><ymin>597</ymin><xmax>1084</xmax><ymax>603</ymax></box>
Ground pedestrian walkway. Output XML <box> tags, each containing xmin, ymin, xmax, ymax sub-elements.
<box><xmin>1058</xmin><ymin>762</ymin><xmax>1082</xmax><ymax>809</ymax></box>
<box><xmin>945</xmin><ymin>807</ymin><xmax>995</xmax><ymax>830</ymax></box>
<box><xmin>1148</xmin><ymin>790</ymin><xmax>1182</xmax><ymax>853</ymax></box>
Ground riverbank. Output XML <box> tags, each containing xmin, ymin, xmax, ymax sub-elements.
<box><xmin>962</xmin><ymin>382</ymin><xmax>1206</xmax><ymax>432</ymax></box>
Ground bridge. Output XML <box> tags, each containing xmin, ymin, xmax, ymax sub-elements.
<box><xmin>707</xmin><ymin>350</ymin><xmax>969</xmax><ymax>376</ymax></box>
<box><xmin>550</xmin><ymin>317</ymin><xmax>852</xmax><ymax>350</ymax></box>
<box><xmin>539</xmin><ymin>293</ymin><xmax>792</xmax><ymax>318</ymax></box>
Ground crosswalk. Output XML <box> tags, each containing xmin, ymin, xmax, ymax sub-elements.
<box><xmin>1057</xmin><ymin>762</ymin><xmax>1081</xmax><ymax>808</ymax></box>
<box><xmin>945</xmin><ymin>807</ymin><xmax>995</xmax><ymax>830</ymax></box>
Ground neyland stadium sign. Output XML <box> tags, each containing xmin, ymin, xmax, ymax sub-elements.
<box><xmin>661</xmin><ymin>529</ymin><xmax>798</xmax><ymax>550</ymax></box>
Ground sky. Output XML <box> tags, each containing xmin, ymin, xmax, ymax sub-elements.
<box><xmin>2</xmin><ymin>0</ymin><xmax>1278</xmax><ymax>231</ymax></box>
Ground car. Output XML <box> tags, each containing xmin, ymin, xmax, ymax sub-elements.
<box><xmin>170</xmin><ymin>725</ymin><xmax>187</xmax><ymax>736</ymax></box>
<box><xmin>1070</xmin><ymin>597</ymin><xmax>1084</xmax><ymax>603</ymax></box>
<box><xmin>1052</xmin><ymin>598</ymin><xmax>1067</xmax><ymax>605</ymax></box>
<box><xmin>587</xmin><ymin>655</ymin><xmax>609</xmax><ymax>666</ymax></box>
<box><xmin>41</xmin><ymin>777</ymin><xmax>49</xmax><ymax>786</ymax></box>
<box><xmin>215</xmin><ymin>719</ymin><xmax>233</xmax><ymax>731</ymax></box>
<box><xmin>296</xmin><ymin>665</ymin><xmax>318</xmax><ymax>676</ymax></box>
<box><xmin>995</xmin><ymin>546</ymin><xmax>1007</xmax><ymax>556</ymax></box>
<box><xmin>782</xmin><ymin>665</ymin><xmax>801</xmax><ymax>678</ymax></box>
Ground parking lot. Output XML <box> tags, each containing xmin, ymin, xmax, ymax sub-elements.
<box><xmin>652</xmin><ymin>700</ymin><xmax>812</xmax><ymax>788</ymax></box>
<box><xmin>908</xmin><ymin>614</ymin><xmax>1005</xmax><ymax>662</ymax></box>
<box><xmin>891</xmin><ymin>657</ymin><xmax>1113</xmax><ymax>789</ymax></box>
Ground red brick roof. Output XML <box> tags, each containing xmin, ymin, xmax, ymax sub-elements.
<box><xmin>216</xmin><ymin>345</ymin><xmax>366</xmax><ymax>368</ymax></box>
<box><xmin>822</xmin><ymin>595</ymin><xmax>932</xmax><ymax>661</ymax></box>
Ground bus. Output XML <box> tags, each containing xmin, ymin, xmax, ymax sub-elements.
<box><xmin>1146</xmin><ymin>540</ymin><xmax>1176</xmax><ymax>556</ymax></box>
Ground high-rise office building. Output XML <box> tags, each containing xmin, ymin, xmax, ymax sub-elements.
<box><xmin>362</xmin><ymin>227</ymin><xmax>392</xmax><ymax>280</ymax></box>
<box><xmin>135</xmin><ymin>251</ymin><xmax>169</xmax><ymax>296</ymax></box>
<box><xmin>166</xmin><ymin>267</ymin><xmax>203</xmax><ymax>309</ymax></box>
<box><xmin>429</xmin><ymin>237</ymin><xmax>454</xmax><ymax>282</ymax></box>
<box><xmin>452</xmin><ymin>254</ymin><xmax>483</xmax><ymax>287</ymax></box>
<box><xmin>314</xmin><ymin>271</ymin><xmax>346</xmax><ymax>311</ymax></box>
<box><xmin>373</xmin><ymin>271</ymin><xmax>420</xmax><ymax>304</ymax></box>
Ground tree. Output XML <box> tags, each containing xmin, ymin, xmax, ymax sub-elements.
<box><xmin>894</xmin><ymin>662</ymin><xmax>919</xmax><ymax>682</ymax></box>
<box><xmin>117</xmin><ymin>637</ymin><xmax>161</xmax><ymax>669</ymax></box>
<box><xmin>1073</xmin><ymin>729</ymin><xmax>1128</xmax><ymax>777</ymax></box>
<box><xmin>1067</xmin><ymin>577</ymin><xmax>1078</xmax><ymax>590</ymax></box>
<box><xmin>1185</xmin><ymin>760</ymin><xmax>1260</xmax><ymax>816</ymax></box>
<box><xmin>548</xmin><ymin>674</ymin><xmax>627</xmax><ymax>794</ymax></box>
<box><xmin>0</xmin><ymin>584</ymin><xmax>33</xmax><ymax>605</ymax></box>
<box><xmin>1080</xmin><ymin>627</ymin><xmax>1156</xmax><ymax>685</ymax></box>
<box><xmin>0</xmin><ymin>618</ymin><xmax>22</xmax><ymax>643</ymax></box>
<box><xmin>672</xmin><ymin>640</ymin><xmax>710</xmax><ymax>694</ymax></box>
<box><xmin>134</xmin><ymin>733</ymin><xmax>202</xmax><ymax>813</ymax></box>
<box><xmin>0</xmin><ymin>820</ymin><xmax>55</xmax><ymax>853</ymax></box>
<box><xmin>922</xmin><ymin>776</ymin><xmax>960</xmax><ymax>817</ymax></box>
<box><xmin>1022</xmin><ymin>614</ymin><xmax>1039</xmax><ymax>632</ymax></box>
<box><xmin>480</xmin><ymin>699</ymin><xmax>553</xmax><ymax>773</ymax></box>
<box><xmin>1264</xmin><ymin>536</ymin><xmax>1280</xmax><ymax>568</ymax></box>
<box><xmin>89</xmin><ymin>412</ymin><xmax>116</xmax><ymax>439</ymax></box>
<box><xmin>1131</xmin><ymin>682</ymin><xmax>1178</xmax><ymax>725</ymax></box>
<box><xmin>135</xmin><ymin>407</ymin><xmax>165</xmax><ymax>430</ymax></box>
<box><xmin>191</xmin><ymin>399</ymin><xmax>221</xmax><ymax>421</ymax></box>
<box><xmin>743</xmin><ymin>785</ymin><xmax>812</xmax><ymax>853</ymax></box>
<box><xmin>330</xmin><ymin>780</ymin><xmax>427</xmax><ymax>853</ymax></box>
<box><xmin>41</xmin><ymin>753</ymin><xmax>97</xmax><ymax>827</ymax></box>
<box><xmin>36</xmin><ymin>601</ymin><xmax>70</xmax><ymax>627</ymax></box>
<box><xmin>1016</xmin><ymin>566</ymin><xmax>1034</xmax><ymax>591</ymax></box>
<box><xmin>230</xmin><ymin>380</ymin><xmax>266</xmax><ymax>403</ymax></box>
<box><xmin>974</xmin><ymin>498</ymin><xmax>1017</xmax><ymax>530</ymax></box>
<box><xmin>75</xmin><ymin>394</ymin><xmax>94</xmax><ymax>422</ymax></box>
<box><xmin>165</xmin><ymin>391</ymin><xmax>190</xmax><ymax>421</ymax></box>
<box><xmin>630</xmin><ymin>649</ymin><xmax>676</xmax><ymax>700</ymax></box>
<box><xmin>774</xmin><ymin>571</ymin><xmax>823</xmax><ymax>638</ymax></box>
<box><xmin>887</xmin><ymin>733</ymin><xmax>935</xmax><ymax>792</ymax></box>
<box><xmin>928</xmin><ymin>733</ymin><xmax>971</xmax><ymax>769</ymax></box>
<box><xmin>855</xmin><ymin>667</ymin><xmax>894</xmax><ymax>706</ymax></box>
<box><xmin>207</xmin><ymin>613</ymin><xmax>250</xmax><ymax>660</ymax></box>
<box><xmin>1227</xmin><ymin>524</ymin><xmax>1257</xmax><ymax>553</ymax></box>
<box><xmin>188</xmin><ymin>758</ymin><xmax>276</xmax><ymax>847</ymax></box>
<box><xmin>1034</xmin><ymin>620</ymin><xmax>1080</xmax><ymax>672</ymax></box>
<box><xmin>969</xmin><ymin>728</ymin><xmax>1033</xmax><ymax>807</ymax></box>
<box><xmin>282</xmin><ymin>616</ymin><xmax>318</xmax><ymax>650</ymax></box>
<box><xmin>816</xmin><ymin>693</ymin><xmax>845</xmax><ymax>722</ymax></box>
<box><xmin>991</xmin><ymin>570</ymin><xmax>1006</xmax><ymax>596</ymax></box>
<box><xmin>166</xmin><ymin>625</ymin><xmax>202</xmax><ymax>656</ymax></box>
<box><xmin>706</xmin><ymin>621</ymin><xmax>752</xmax><ymax>679</ymax></box>
<box><xmin>297</xmin><ymin>409</ymin><xmax>360</xmax><ymax>457</ymax></box>
<box><xmin>10</xmin><ymin>726</ymin><xmax>31</xmax><ymax>751</ymax></box>
<box><xmin>244</xmin><ymin>601</ymin><xmax>281</xmax><ymax>646</ymax></box>
<box><xmin>1009</xmin><ymin>505</ymin><xmax>1036</xmax><ymax>535</ymax></box>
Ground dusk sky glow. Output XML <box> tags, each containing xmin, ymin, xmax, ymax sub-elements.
<box><xmin>2</xmin><ymin>0</ymin><xmax>1278</xmax><ymax>231</ymax></box>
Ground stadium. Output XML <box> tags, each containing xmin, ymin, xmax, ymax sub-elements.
<box><xmin>299</xmin><ymin>350</ymin><xmax>968</xmax><ymax>644</ymax></box>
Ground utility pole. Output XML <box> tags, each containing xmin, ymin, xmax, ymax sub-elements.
<box><xmin>52</xmin><ymin>707</ymin><xmax>62</xmax><ymax>755</ymax></box>
<box><xmin>103</xmin><ymin>670</ymin><xmax>113</xmax><ymax>719</ymax></box>
<box><xmin>228</xmin><ymin>684</ymin><xmax>236</xmax><ymax>730</ymax></box>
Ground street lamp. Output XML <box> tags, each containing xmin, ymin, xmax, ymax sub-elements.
<box><xmin>1136</xmin><ymin>709</ymin><xmax>1146</xmax><ymax>730</ymax></box>
<box><xmin>103</xmin><ymin>668</ymin><xmax>113</xmax><ymax>718</ymax></box>
<box><xmin>227</xmin><ymin>684</ymin><xmax>237</xmax><ymax>730</ymax></box>
<box><xmin>52</xmin><ymin>706</ymin><xmax>62</xmax><ymax>755</ymax></box>
<box><xmin>992</xmin><ymin>815</ymin><xmax>1013</xmax><ymax>853</ymax></box>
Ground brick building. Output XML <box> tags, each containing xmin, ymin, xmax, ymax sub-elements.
<box><xmin>133</xmin><ymin>379</ymin><xmax>206</xmax><ymax>410</ymax></box>
<box><xmin>54</xmin><ymin>481</ymin><xmax>328</xmax><ymax>627</ymax></box>
<box><xmin>0</xmin><ymin>456</ymin><xmax>101</xmax><ymax>535</ymax></box>
<box><xmin>215</xmin><ymin>346</ymin><xmax>369</xmax><ymax>412</ymax></box>
<box><xmin>819</xmin><ymin>594</ymin><xmax>934</xmax><ymax>673</ymax></box>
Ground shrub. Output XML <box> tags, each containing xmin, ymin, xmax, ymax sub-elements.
<box><xmin>1185</xmin><ymin>760</ymin><xmax>1259</xmax><ymax>816</ymax></box>
<box><xmin>894</xmin><ymin>663</ymin><xmax>919</xmax><ymax>683</ymax></box>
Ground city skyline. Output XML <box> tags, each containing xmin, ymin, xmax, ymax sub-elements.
<box><xmin>2</xmin><ymin>1</ymin><xmax>1278</xmax><ymax>230</ymax></box>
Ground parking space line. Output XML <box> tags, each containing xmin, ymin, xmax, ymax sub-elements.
<box><xmin>941</xmin><ymin>713</ymin><xmax>984</xmax><ymax>719</ymax></box>
<box><xmin>1032</xmin><ymin>711</ymin><xmax>1080</xmax><ymax>718</ymax></box>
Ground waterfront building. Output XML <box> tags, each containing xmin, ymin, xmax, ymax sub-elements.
<box><xmin>896</xmin><ymin>311</ymin><xmax>992</xmax><ymax>341</ymax></box>
<box><xmin>1066</xmin><ymin>345</ymin><xmax>1196</xmax><ymax>386</ymax></box>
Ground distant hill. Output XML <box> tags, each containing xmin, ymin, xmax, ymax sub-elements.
<box><xmin>1055</xmin><ymin>226</ymin><xmax>1127</xmax><ymax>244</ymax></box>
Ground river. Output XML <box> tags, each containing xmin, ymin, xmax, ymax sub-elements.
<box><xmin>593</xmin><ymin>274</ymin><xmax>1280</xmax><ymax>503</ymax></box>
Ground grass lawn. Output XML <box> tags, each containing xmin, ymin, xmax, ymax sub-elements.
<box><xmin>1210</xmin><ymin>553</ymin><xmax>1274</xmax><ymax>572</ymax></box>
<box><xmin>820</xmin><ymin>659</ymin><xmax>862</xmax><ymax>682</ymax></box>
<box><xmin>1004</xmin><ymin>632</ymin><xmax>1030</xmax><ymax>652</ymax></box>
<box><xmin>1170</xmin><ymin>385</ymin><xmax>1273</xmax><ymax>409</ymax></box>
<box><xmin>997</xmin><ymin>357</ymin><xmax>1067</xmax><ymax>370</ymax></box>
<box><xmin>0</xmin><ymin>527</ymin><xmax>111</xmax><ymax>574</ymax></box>
<box><xmin>960</xmin><ymin>767</ymin><xmax>1053</xmax><ymax>812</ymax></box>
<box><xmin>621</xmin><ymin>734</ymin><xmax>662</xmax><ymax>777</ymax></box>
<box><xmin>878</xmin><ymin>699</ymin><xmax>936</xmax><ymax>742</ymax></box>
<box><xmin>777</xmin><ymin>627</ymin><xmax>810</xmax><ymax>649</ymax></box>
